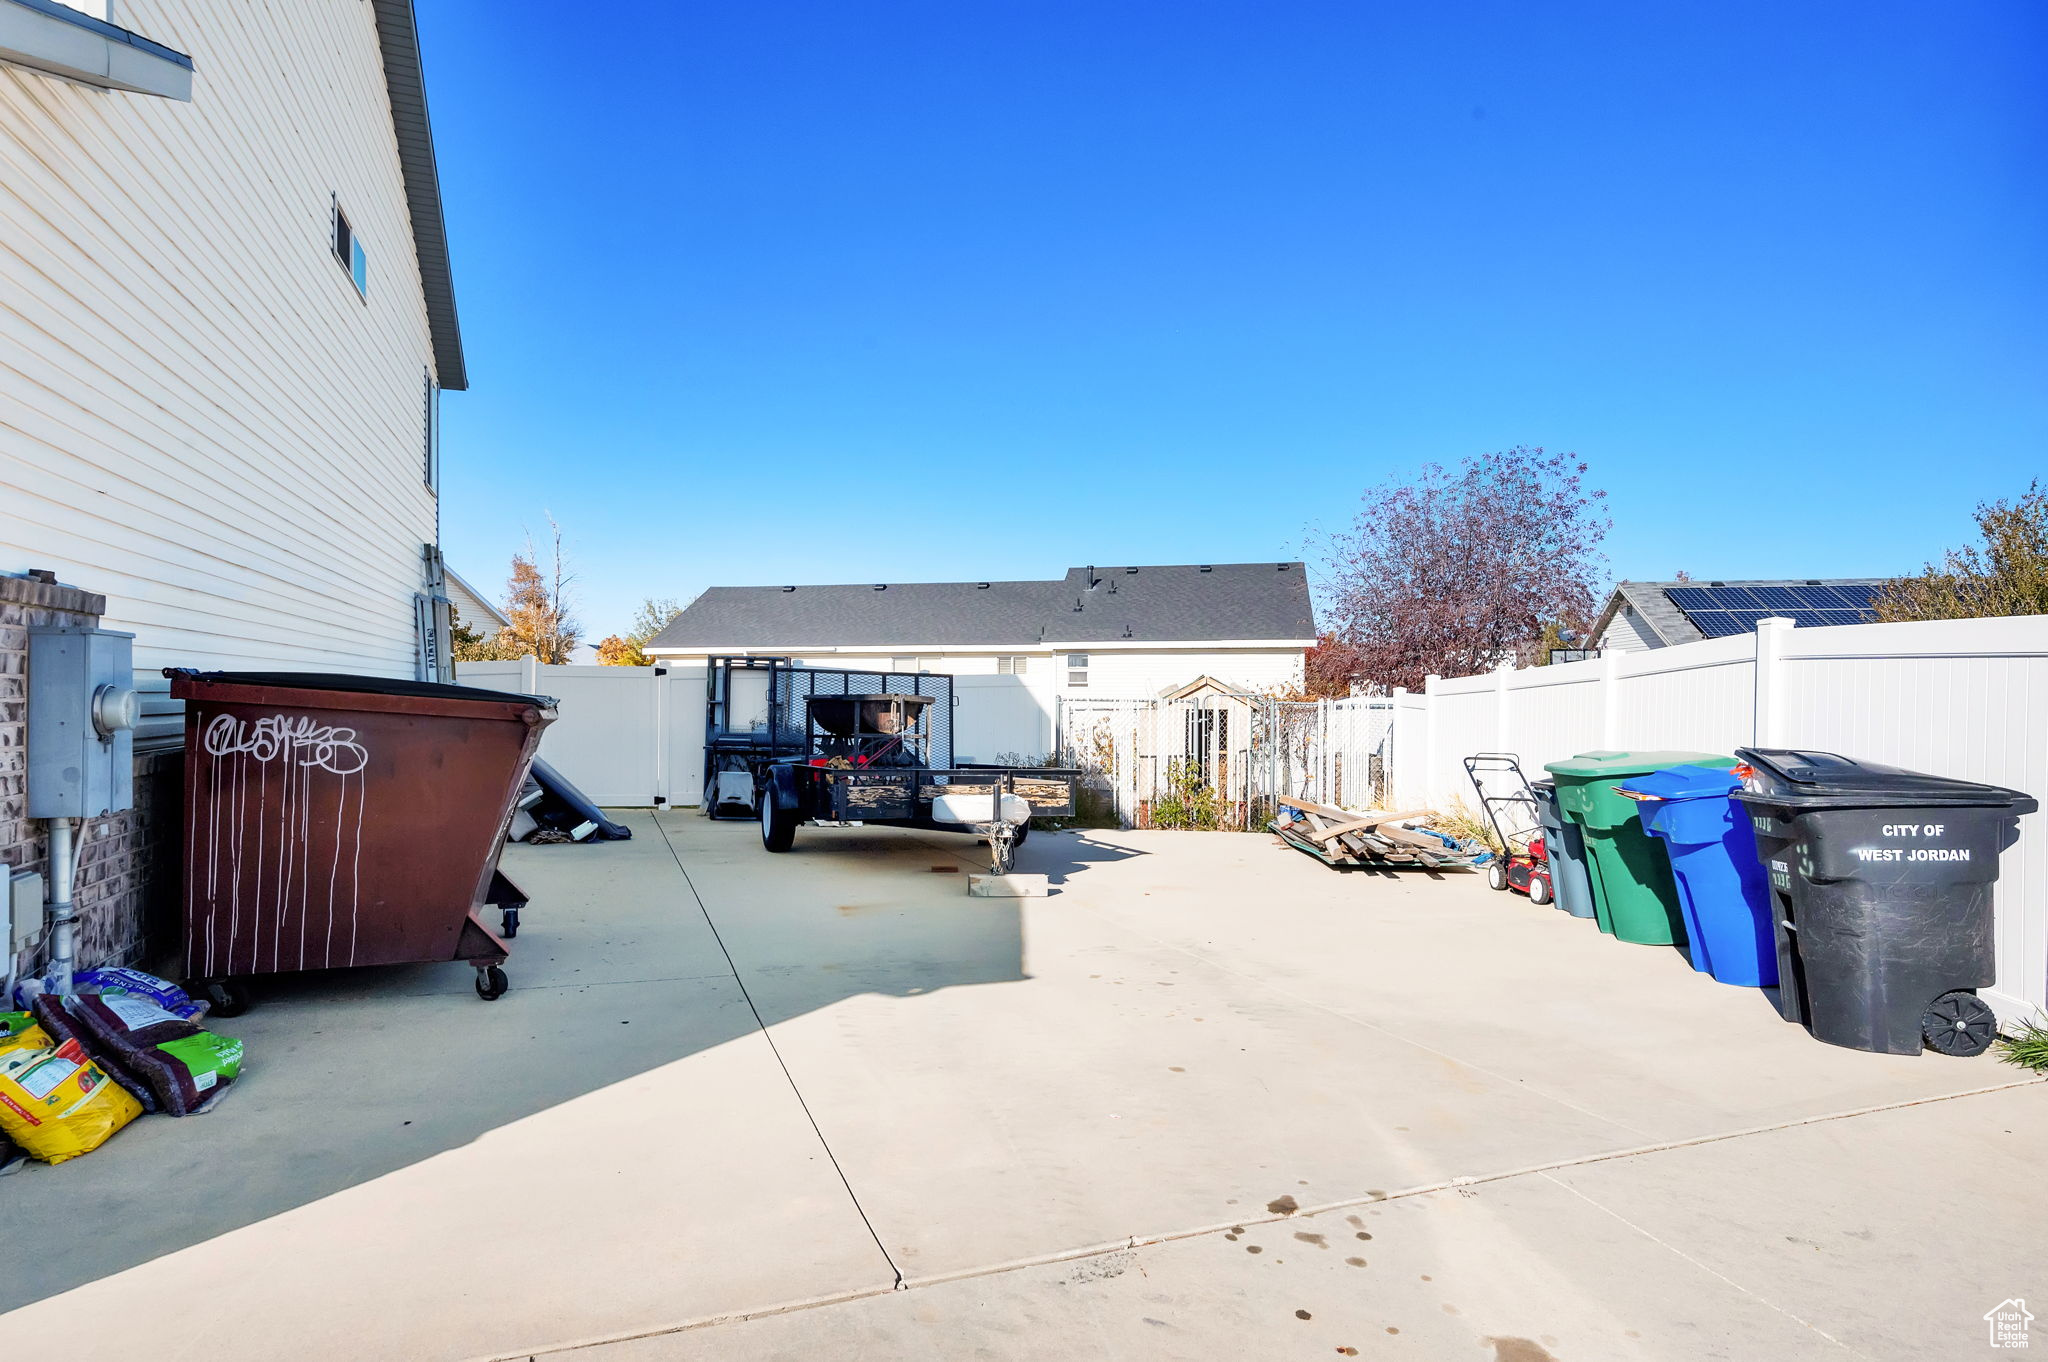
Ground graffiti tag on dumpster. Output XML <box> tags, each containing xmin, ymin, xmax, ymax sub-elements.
<box><xmin>202</xmin><ymin>713</ymin><xmax>370</xmax><ymax>775</ymax></box>
<box><xmin>191</xmin><ymin>711</ymin><xmax>372</xmax><ymax>978</ymax></box>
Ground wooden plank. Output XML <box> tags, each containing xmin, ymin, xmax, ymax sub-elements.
<box><xmin>1305</xmin><ymin>809</ymin><xmax>1437</xmax><ymax>846</ymax></box>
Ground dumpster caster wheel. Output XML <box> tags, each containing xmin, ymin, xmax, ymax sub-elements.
<box><xmin>1922</xmin><ymin>990</ymin><xmax>1996</xmax><ymax>1057</ymax></box>
<box><xmin>1528</xmin><ymin>873</ymin><xmax>1553</xmax><ymax>906</ymax></box>
<box><xmin>500</xmin><ymin>906</ymin><xmax>520</xmax><ymax>939</ymax></box>
<box><xmin>202</xmin><ymin>981</ymin><xmax>249</xmax><ymax>1019</ymax></box>
<box><xmin>1486</xmin><ymin>862</ymin><xmax>1509</xmax><ymax>892</ymax></box>
<box><xmin>475</xmin><ymin>966</ymin><xmax>509</xmax><ymax>1002</ymax></box>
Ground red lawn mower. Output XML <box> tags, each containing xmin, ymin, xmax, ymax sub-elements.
<box><xmin>1464</xmin><ymin>753</ymin><xmax>1554</xmax><ymax>906</ymax></box>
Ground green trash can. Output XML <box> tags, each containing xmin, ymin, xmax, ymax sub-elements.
<box><xmin>1543</xmin><ymin>751</ymin><xmax>1737</xmax><ymax>945</ymax></box>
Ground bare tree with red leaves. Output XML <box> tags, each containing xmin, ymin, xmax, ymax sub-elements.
<box><xmin>1303</xmin><ymin>632</ymin><xmax>1366</xmax><ymax>697</ymax></box>
<box><xmin>1311</xmin><ymin>447</ymin><xmax>1609</xmax><ymax>693</ymax></box>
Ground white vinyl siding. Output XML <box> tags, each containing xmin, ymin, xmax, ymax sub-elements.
<box><xmin>648</xmin><ymin>646</ymin><xmax>1308</xmax><ymax>699</ymax></box>
<box><xmin>1596</xmin><ymin>604</ymin><xmax>1664</xmax><ymax>653</ymax></box>
<box><xmin>0</xmin><ymin>1</ymin><xmax>440</xmax><ymax>675</ymax></box>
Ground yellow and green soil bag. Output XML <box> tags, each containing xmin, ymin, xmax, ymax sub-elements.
<box><xmin>0</xmin><ymin>1013</ymin><xmax>142</xmax><ymax>1164</ymax></box>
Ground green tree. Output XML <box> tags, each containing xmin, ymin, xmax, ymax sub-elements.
<box><xmin>449</xmin><ymin>607</ymin><xmax>516</xmax><ymax>662</ymax></box>
<box><xmin>1875</xmin><ymin>483</ymin><xmax>2048</xmax><ymax>622</ymax></box>
<box><xmin>597</xmin><ymin>596</ymin><xmax>686</xmax><ymax>667</ymax></box>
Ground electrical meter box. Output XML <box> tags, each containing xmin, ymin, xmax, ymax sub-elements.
<box><xmin>27</xmin><ymin>625</ymin><xmax>138</xmax><ymax>818</ymax></box>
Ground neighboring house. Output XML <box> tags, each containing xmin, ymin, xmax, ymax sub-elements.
<box><xmin>445</xmin><ymin>565</ymin><xmax>510</xmax><ymax>635</ymax></box>
<box><xmin>647</xmin><ymin>563</ymin><xmax>1316</xmax><ymax>695</ymax></box>
<box><xmin>2</xmin><ymin>0</ymin><xmax>466</xmax><ymax>975</ymax></box>
<box><xmin>1590</xmin><ymin>579</ymin><xmax>1887</xmax><ymax>653</ymax></box>
<box><xmin>646</xmin><ymin>564</ymin><xmax>1317</xmax><ymax>761</ymax></box>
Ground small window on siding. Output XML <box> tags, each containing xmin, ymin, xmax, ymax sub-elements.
<box><xmin>333</xmin><ymin>197</ymin><xmax>367</xmax><ymax>297</ymax></box>
<box><xmin>890</xmin><ymin>656</ymin><xmax>937</xmax><ymax>673</ymax></box>
<box><xmin>1067</xmin><ymin>653</ymin><xmax>1088</xmax><ymax>687</ymax></box>
<box><xmin>997</xmin><ymin>655</ymin><xmax>1028</xmax><ymax>675</ymax></box>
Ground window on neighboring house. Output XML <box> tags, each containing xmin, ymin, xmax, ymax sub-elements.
<box><xmin>1067</xmin><ymin>653</ymin><xmax>1089</xmax><ymax>687</ymax></box>
<box><xmin>996</xmin><ymin>655</ymin><xmax>1028</xmax><ymax>675</ymax></box>
<box><xmin>333</xmin><ymin>197</ymin><xmax>367</xmax><ymax>296</ymax></box>
<box><xmin>890</xmin><ymin>656</ymin><xmax>937</xmax><ymax>673</ymax></box>
<box><xmin>422</xmin><ymin>369</ymin><xmax>440</xmax><ymax>491</ymax></box>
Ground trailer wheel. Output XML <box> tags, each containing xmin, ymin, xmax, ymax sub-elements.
<box><xmin>201</xmin><ymin>980</ymin><xmax>249</xmax><ymax>1019</ymax></box>
<box><xmin>1922</xmin><ymin>990</ymin><xmax>1996</xmax><ymax>1057</ymax></box>
<box><xmin>475</xmin><ymin>965</ymin><xmax>509</xmax><ymax>1001</ymax></box>
<box><xmin>1528</xmin><ymin>874</ymin><xmax>1553</xmax><ymax>906</ymax></box>
<box><xmin>760</xmin><ymin>795</ymin><xmax>796</xmax><ymax>852</ymax></box>
<box><xmin>1012</xmin><ymin>818</ymin><xmax>1031</xmax><ymax>848</ymax></box>
<box><xmin>1486</xmin><ymin>862</ymin><xmax>1509</xmax><ymax>892</ymax></box>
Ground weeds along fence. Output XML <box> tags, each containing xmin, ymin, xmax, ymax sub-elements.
<box><xmin>1385</xmin><ymin>614</ymin><xmax>2048</xmax><ymax>1027</ymax></box>
<box><xmin>1055</xmin><ymin>693</ymin><xmax>1394</xmax><ymax>831</ymax></box>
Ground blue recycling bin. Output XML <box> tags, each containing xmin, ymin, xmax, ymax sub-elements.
<box><xmin>1617</xmin><ymin>765</ymin><xmax>1778</xmax><ymax>986</ymax></box>
<box><xmin>1530</xmin><ymin>780</ymin><xmax>1596</xmax><ymax>919</ymax></box>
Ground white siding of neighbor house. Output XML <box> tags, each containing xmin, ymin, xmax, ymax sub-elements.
<box><xmin>0</xmin><ymin>1</ymin><xmax>439</xmax><ymax>675</ymax></box>
<box><xmin>1595</xmin><ymin>604</ymin><xmax>1663</xmax><ymax>653</ymax></box>
<box><xmin>444</xmin><ymin>570</ymin><xmax>504</xmax><ymax>632</ymax></box>
<box><xmin>648</xmin><ymin>645</ymin><xmax>1309</xmax><ymax>700</ymax></box>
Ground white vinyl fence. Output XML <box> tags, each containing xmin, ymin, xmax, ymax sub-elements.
<box><xmin>457</xmin><ymin>659</ymin><xmax>708</xmax><ymax>808</ymax></box>
<box><xmin>1384</xmin><ymin>615</ymin><xmax>2048</xmax><ymax>1026</ymax></box>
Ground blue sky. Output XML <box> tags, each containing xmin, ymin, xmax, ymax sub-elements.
<box><xmin>422</xmin><ymin>1</ymin><xmax>2045</xmax><ymax>639</ymax></box>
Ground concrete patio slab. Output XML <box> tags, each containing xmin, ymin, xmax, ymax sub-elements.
<box><xmin>3</xmin><ymin>812</ymin><xmax>2039</xmax><ymax>1362</ymax></box>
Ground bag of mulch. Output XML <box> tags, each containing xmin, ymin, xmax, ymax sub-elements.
<box><xmin>72</xmin><ymin>968</ymin><xmax>210</xmax><ymax>1022</ymax></box>
<box><xmin>43</xmin><ymin>993</ymin><xmax>239</xmax><ymax>1117</ymax></box>
<box><xmin>32</xmin><ymin>994</ymin><xmax>160</xmax><ymax>1113</ymax></box>
<box><xmin>0</xmin><ymin>1020</ymin><xmax>142</xmax><ymax>1164</ymax></box>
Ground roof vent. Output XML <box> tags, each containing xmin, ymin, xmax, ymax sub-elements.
<box><xmin>1277</xmin><ymin>563</ymin><xmax>1291</xmax><ymax>570</ymax></box>
<box><xmin>1085</xmin><ymin>565</ymin><xmax>1099</xmax><ymax>589</ymax></box>
<box><xmin>781</xmin><ymin>585</ymin><xmax>795</xmax><ymax>592</ymax></box>
<box><xmin>977</xmin><ymin>582</ymin><xmax>990</xmax><ymax>589</ymax></box>
<box><xmin>1709</xmin><ymin>580</ymin><xmax>1726</xmax><ymax>587</ymax></box>
<box><xmin>1804</xmin><ymin>579</ymin><xmax>1823</xmax><ymax>585</ymax></box>
<box><xmin>1122</xmin><ymin>625</ymin><xmax>1133</xmax><ymax>638</ymax></box>
<box><xmin>873</xmin><ymin>583</ymin><xmax>887</xmax><ymax>591</ymax></box>
<box><xmin>1125</xmin><ymin>566</ymin><xmax>1138</xmax><ymax>574</ymax></box>
<box><xmin>1198</xmin><ymin>565</ymin><xmax>1212</xmax><ymax>573</ymax></box>
<box><xmin>1073</xmin><ymin>596</ymin><xmax>1084</xmax><ymax>612</ymax></box>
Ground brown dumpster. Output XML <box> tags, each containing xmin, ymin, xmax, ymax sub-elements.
<box><xmin>166</xmin><ymin>670</ymin><xmax>556</xmax><ymax>1012</ymax></box>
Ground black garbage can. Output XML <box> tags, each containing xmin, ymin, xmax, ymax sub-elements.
<box><xmin>1733</xmin><ymin>748</ymin><xmax>2036</xmax><ymax>1056</ymax></box>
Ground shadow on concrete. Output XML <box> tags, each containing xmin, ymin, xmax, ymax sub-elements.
<box><xmin>0</xmin><ymin>810</ymin><xmax>1031</xmax><ymax>1315</ymax></box>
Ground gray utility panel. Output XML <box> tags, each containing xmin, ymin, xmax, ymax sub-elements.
<box><xmin>27</xmin><ymin>625</ymin><xmax>138</xmax><ymax>818</ymax></box>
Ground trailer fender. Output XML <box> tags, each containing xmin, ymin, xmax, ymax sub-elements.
<box><xmin>765</xmin><ymin>763</ymin><xmax>803</xmax><ymax>813</ymax></box>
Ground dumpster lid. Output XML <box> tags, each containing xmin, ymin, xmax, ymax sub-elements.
<box><xmin>1545</xmin><ymin>750</ymin><xmax>1735</xmax><ymax>779</ymax></box>
<box><xmin>1616</xmin><ymin>764</ymin><xmax>1742</xmax><ymax>803</ymax></box>
<box><xmin>1733</xmin><ymin>748</ymin><xmax>2037</xmax><ymax>811</ymax></box>
<box><xmin>164</xmin><ymin>669</ymin><xmax>556</xmax><ymax>709</ymax></box>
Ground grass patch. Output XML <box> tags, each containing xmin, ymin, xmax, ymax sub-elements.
<box><xmin>1995</xmin><ymin>1019</ymin><xmax>2048</xmax><ymax>1073</ymax></box>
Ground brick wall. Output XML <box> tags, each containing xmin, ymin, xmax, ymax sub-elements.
<box><xmin>1</xmin><ymin>572</ymin><xmax>182</xmax><ymax>985</ymax></box>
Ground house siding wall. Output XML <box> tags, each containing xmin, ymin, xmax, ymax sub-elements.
<box><xmin>650</xmin><ymin>646</ymin><xmax>1309</xmax><ymax>700</ymax></box>
<box><xmin>1595</xmin><ymin>605</ymin><xmax>1663</xmax><ymax>653</ymax></box>
<box><xmin>0</xmin><ymin>0</ymin><xmax>439</xmax><ymax>677</ymax></box>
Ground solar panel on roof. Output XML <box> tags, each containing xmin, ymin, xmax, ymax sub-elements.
<box><xmin>1751</xmin><ymin>587</ymin><xmax>1802</xmax><ymax>609</ymax></box>
<box><xmin>1667</xmin><ymin>587</ymin><xmax>1720</xmax><ymax>611</ymax></box>
<box><xmin>1833</xmin><ymin>584</ymin><xmax>1882</xmax><ymax>609</ymax></box>
<box><xmin>1788</xmin><ymin>584</ymin><xmax>1842</xmax><ymax>608</ymax></box>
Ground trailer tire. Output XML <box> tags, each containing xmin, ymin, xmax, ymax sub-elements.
<box><xmin>1012</xmin><ymin>818</ymin><xmax>1030</xmax><ymax>848</ymax></box>
<box><xmin>760</xmin><ymin>795</ymin><xmax>796</xmax><ymax>853</ymax></box>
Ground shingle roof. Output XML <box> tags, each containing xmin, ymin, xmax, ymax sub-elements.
<box><xmin>647</xmin><ymin>564</ymin><xmax>1317</xmax><ymax>650</ymax></box>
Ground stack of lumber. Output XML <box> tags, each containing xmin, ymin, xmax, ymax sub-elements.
<box><xmin>1271</xmin><ymin>796</ymin><xmax>1482</xmax><ymax>870</ymax></box>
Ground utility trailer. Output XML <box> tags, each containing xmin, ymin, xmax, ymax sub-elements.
<box><xmin>748</xmin><ymin>687</ymin><xmax>1079</xmax><ymax>872</ymax></box>
<box><xmin>702</xmin><ymin>656</ymin><xmax>959</xmax><ymax>818</ymax></box>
